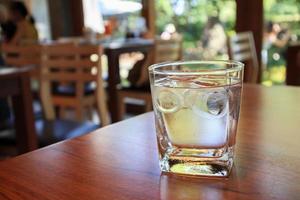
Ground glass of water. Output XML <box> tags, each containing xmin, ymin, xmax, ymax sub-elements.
<box><xmin>149</xmin><ymin>61</ymin><xmax>244</xmax><ymax>177</ymax></box>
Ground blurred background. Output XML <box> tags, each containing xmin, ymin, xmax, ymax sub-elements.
<box><xmin>1</xmin><ymin>0</ymin><xmax>298</xmax><ymax>85</ymax></box>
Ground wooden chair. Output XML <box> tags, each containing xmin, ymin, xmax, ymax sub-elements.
<box><xmin>1</xmin><ymin>44</ymin><xmax>42</xmax><ymax>79</ymax></box>
<box><xmin>1</xmin><ymin>44</ymin><xmax>44</xmax><ymax>119</ymax></box>
<box><xmin>0</xmin><ymin>44</ymin><xmax>104</xmax><ymax>151</ymax></box>
<box><xmin>40</xmin><ymin>44</ymin><xmax>110</xmax><ymax>126</ymax></box>
<box><xmin>153</xmin><ymin>37</ymin><xmax>183</xmax><ymax>63</ymax></box>
<box><xmin>117</xmin><ymin>37</ymin><xmax>183</xmax><ymax>120</ymax></box>
<box><xmin>228</xmin><ymin>32</ymin><xmax>259</xmax><ymax>83</ymax></box>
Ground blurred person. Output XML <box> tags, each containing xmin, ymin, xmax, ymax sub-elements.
<box><xmin>264</xmin><ymin>22</ymin><xmax>290</xmax><ymax>49</ymax></box>
<box><xmin>200</xmin><ymin>16</ymin><xmax>227</xmax><ymax>59</ymax></box>
<box><xmin>7</xmin><ymin>1</ymin><xmax>38</xmax><ymax>44</ymax></box>
<box><xmin>264</xmin><ymin>22</ymin><xmax>290</xmax><ymax>68</ymax></box>
<box><xmin>161</xmin><ymin>23</ymin><xmax>179</xmax><ymax>40</ymax></box>
<box><xmin>0</xmin><ymin>4</ymin><xmax>16</xmax><ymax>43</ymax></box>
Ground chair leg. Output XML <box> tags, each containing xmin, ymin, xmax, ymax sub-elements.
<box><xmin>145</xmin><ymin>94</ymin><xmax>153</xmax><ymax>113</ymax></box>
<box><xmin>75</xmin><ymin>105</ymin><xmax>85</xmax><ymax>122</ymax></box>
<box><xmin>96</xmin><ymin>92</ymin><xmax>110</xmax><ymax>126</ymax></box>
<box><xmin>145</xmin><ymin>101</ymin><xmax>152</xmax><ymax>112</ymax></box>
<box><xmin>87</xmin><ymin>106</ymin><xmax>94</xmax><ymax>121</ymax></box>
<box><xmin>40</xmin><ymin>82</ymin><xmax>55</xmax><ymax>120</ymax></box>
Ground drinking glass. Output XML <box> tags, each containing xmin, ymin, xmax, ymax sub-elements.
<box><xmin>149</xmin><ymin>61</ymin><xmax>244</xmax><ymax>177</ymax></box>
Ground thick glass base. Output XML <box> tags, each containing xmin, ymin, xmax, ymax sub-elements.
<box><xmin>160</xmin><ymin>147</ymin><xmax>234</xmax><ymax>177</ymax></box>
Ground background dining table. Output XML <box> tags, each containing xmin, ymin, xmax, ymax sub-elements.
<box><xmin>102</xmin><ymin>38</ymin><xmax>154</xmax><ymax>122</ymax></box>
<box><xmin>0</xmin><ymin>67</ymin><xmax>37</xmax><ymax>154</ymax></box>
<box><xmin>0</xmin><ymin>84</ymin><xmax>299</xmax><ymax>199</ymax></box>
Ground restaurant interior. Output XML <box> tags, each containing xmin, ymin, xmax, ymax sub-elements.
<box><xmin>0</xmin><ymin>0</ymin><xmax>299</xmax><ymax>199</ymax></box>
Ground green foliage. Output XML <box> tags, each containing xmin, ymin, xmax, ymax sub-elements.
<box><xmin>155</xmin><ymin>0</ymin><xmax>300</xmax><ymax>44</ymax></box>
<box><xmin>155</xmin><ymin>1</ymin><xmax>174</xmax><ymax>33</ymax></box>
<box><xmin>264</xmin><ymin>0</ymin><xmax>300</xmax><ymax>38</ymax></box>
<box><xmin>155</xmin><ymin>0</ymin><xmax>236</xmax><ymax>46</ymax></box>
<box><xmin>265</xmin><ymin>0</ymin><xmax>300</xmax><ymax>19</ymax></box>
<box><xmin>153</xmin><ymin>0</ymin><xmax>300</xmax><ymax>85</ymax></box>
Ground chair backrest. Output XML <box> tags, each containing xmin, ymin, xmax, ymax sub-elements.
<box><xmin>1</xmin><ymin>44</ymin><xmax>42</xmax><ymax>78</ymax></box>
<box><xmin>132</xmin><ymin>37</ymin><xmax>183</xmax><ymax>87</ymax></box>
<box><xmin>153</xmin><ymin>37</ymin><xmax>183</xmax><ymax>63</ymax></box>
<box><xmin>40</xmin><ymin>44</ymin><xmax>105</xmax><ymax>119</ymax></box>
<box><xmin>41</xmin><ymin>44</ymin><xmax>102</xmax><ymax>85</ymax></box>
<box><xmin>229</xmin><ymin>32</ymin><xmax>259</xmax><ymax>83</ymax></box>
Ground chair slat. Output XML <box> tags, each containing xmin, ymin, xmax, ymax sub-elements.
<box><xmin>156</xmin><ymin>44</ymin><xmax>181</xmax><ymax>51</ymax></box>
<box><xmin>154</xmin><ymin>37</ymin><xmax>182</xmax><ymax>63</ymax></box>
<box><xmin>229</xmin><ymin>32</ymin><xmax>259</xmax><ymax>83</ymax></box>
<box><xmin>2</xmin><ymin>45</ymin><xmax>42</xmax><ymax>54</ymax></box>
<box><xmin>230</xmin><ymin>32</ymin><xmax>251</xmax><ymax>42</ymax></box>
<box><xmin>233</xmin><ymin>52</ymin><xmax>253</xmax><ymax>61</ymax></box>
<box><xmin>42</xmin><ymin>60</ymin><xmax>97</xmax><ymax>68</ymax></box>
<box><xmin>43</xmin><ymin>45</ymin><xmax>101</xmax><ymax>56</ymax></box>
<box><xmin>231</xmin><ymin>42</ymin><xmax>251</xmax><ymax>53</ymax></box>
<box><xmin>42</xmin><ymin>73</ymin><xmax>96</xmax><ymax>82</ymax></box>
<box><xmin>1</xmin><ymin>44</ymin><xmax>42</xmax><ymax>79</ymax></box>
<box><xmin>40</xmin><ymin>43</ymin><xmax>109</xmax><ymax>125</ymax></box>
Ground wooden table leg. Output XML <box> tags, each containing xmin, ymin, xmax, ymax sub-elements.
<box><xmin>286</xmin><ymin>45</ymin><xmax>300</xmax><ymax>86</ymax></box>
<box><xmin>106</xmin><ymin>51</ymin><xmax>121</xmax><ymax>123</ymax></box>
<box><xmin>12</xmin><ymin>73</ymin><xmax>38</xmax><ymax>154</ymax></box>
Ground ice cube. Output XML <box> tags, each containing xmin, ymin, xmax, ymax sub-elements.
<box><xmin>192</xmin><ymin>89</ymin><xmax>228</xmax><ymax>119</ymax></box>
<box><xmin>156</xmin><ymin>89</ymin><xmax>182</xmax><ymax>113</ymax></box>
<box><xmin>206</xmin><ymin>91</ymin><xmax>228</xmax><ymax>116</ymax></box>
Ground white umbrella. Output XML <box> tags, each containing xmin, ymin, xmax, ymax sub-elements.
<box><xmin>98</xmin><ymin>0</ymin><xmax>142</xmax><ymax>18</ymax></box>
<box><xmin>82</xmin><ymin>0</ymin><xmax>105</xmax><ymax>33</ymax></box>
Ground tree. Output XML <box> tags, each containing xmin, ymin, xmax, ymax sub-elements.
<box><xmin>155</xmin><ymin>0</ymin><xmax>300</xmax><ymax>49</ymax></box>
<box><xmin>155</xmin><ymin>0</ymin><xmax>236</xmax><ymax>48</ymax></box>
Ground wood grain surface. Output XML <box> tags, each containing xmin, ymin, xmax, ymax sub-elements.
<box><xmin>0</xmin><ymin>84</ymin><xmax>300</xmax><ymax>200</ymax></box>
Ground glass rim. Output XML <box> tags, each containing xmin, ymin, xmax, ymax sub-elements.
<box><xmin>149</xmin><ymin>60</ymin><xmax>244</xmax><ymax>76</ymax></box>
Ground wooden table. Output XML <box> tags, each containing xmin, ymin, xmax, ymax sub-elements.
<box><xmin>103</xmin><ymin>38</ymin><xmax>154</xmax><ymax>123</ymax></box>
<box><xmin>0</xmin><ymin>67</ymin><xmax>37</xmax><ymax>154</ymax></box>
<box><xmin>0</xmin><ymin>84</ymin><xmax>299</xmax><ymax>199</ymax></box>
